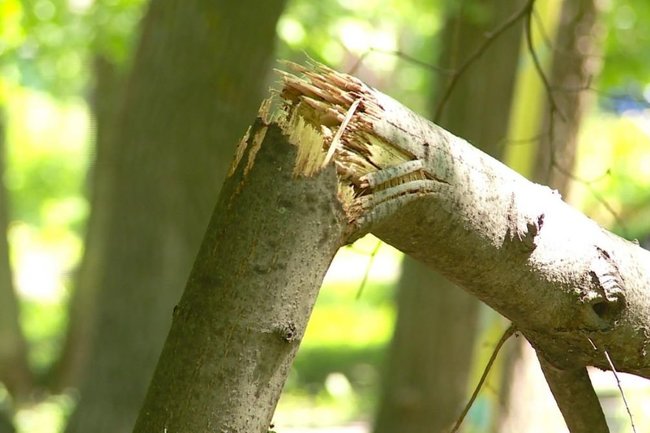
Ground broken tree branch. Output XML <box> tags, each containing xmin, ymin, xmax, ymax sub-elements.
<box><xmin>135</xmin><ymin>62</ymin><xmax>650</xmax><ymax>433</ymax></box>
<box><xmin>279</xmin><ymin>62</ymin><xmax>650</xmax><ymax>432</ymax></box>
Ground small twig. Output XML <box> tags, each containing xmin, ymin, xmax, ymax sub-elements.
<box><xmin>450</xmin><ymin>324</ymin><xmax>516</xmax><ymax>433</ymax></box>
<box><xmin>523</xmin><ymin>0</ymin><xmax>566</xmax><ymax>122</ymax></box>
<box><xmin>348</xmin><ymin>47</ymin><xmax>452</xmax><ymax>76</ymax></box>
<box><xmin>322</xmin><ymin>98</ymin><xmax>361</xmax><ymax>167</ymax></box>
<box><xmin>588</xmin><ymin>338</ymin><xmax>638</xmax><ymax>433</ymax></box>
<box><xmin>355</xmin><ymin>239</ymin><xmax>383</xmax><ymax>300</ymax></box>
<box><xmin>497</xmin><ymin>132</ymin><xmax>546</xmax><ymax>154</ymax></box>
<box><xmin>603</xmin><ymin>350</ymin><xmax>638</xmax><ymax>433</ymax></box>
<box><xmin>433</xmin><ymin>0</ymin><xmax>533</xmax><ymax>122</ymax></box>
<box><xmin>348</xmin><ymin>51</ymin><xmax>369</xmax><ymax>75</ymax></box>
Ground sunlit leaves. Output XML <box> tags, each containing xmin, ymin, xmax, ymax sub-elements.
<box><xmin>572</xmin><ymin>112</ymin><xmax>650</xmax><ymax>237</ymax></box>
<box><xmin>600</xmin><ymin>0</ymin><xmax>650</xmax><ymax>92</ymax></box>
<box><xmin>276</xmin><ymin>0</ymin><xmax>443</xmax><ymax>115</ymax></box>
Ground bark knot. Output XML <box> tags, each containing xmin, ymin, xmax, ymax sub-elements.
<box><xmin>578</xmin><ymin>247</ymin><xmax>625</xmax><ymax>329</ymax></box>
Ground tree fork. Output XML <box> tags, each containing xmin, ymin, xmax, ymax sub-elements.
<box><xmin>135</xmin><ymin>63</ymin><xmax>650</xmax><ymax>432</ymax></box>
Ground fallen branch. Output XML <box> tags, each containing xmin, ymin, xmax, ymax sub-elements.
<box><xmin>279</xmin><ymin>62</ymin><xmax>650</xmax><ymax>432</ymax></box>
<box><xmin>134</xmin><ymin>62</ymin><xmax>650</xmax><ymax>433</ymax></box>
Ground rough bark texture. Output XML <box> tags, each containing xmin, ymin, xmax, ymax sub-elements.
<box><xmin>278</xmin><ymin>65</ymin><xmax>650</xmax><ymax>431</ymax></box>
<box><xmin>64</xmin><ymin>1</ymin><xmax>286</xmax><ymax>432</ymax></box>
<box><xmin>133</xmin><ymin>121</ymin><xmax>350</xmax><ymax>432</ymax></box>
<box><xmin>374</xmin><ymin>2</ymin><xmax>525</xmax><ymax>432</ymax></box>
<box><xmin>132</xmin><ymin>63</ymin><xmax>650</xmax><ymax>433</ymax></box>
<box><xmin>498</xmin><ymin>1</ymin><xmax>605</xmax><ymax>431</ymax></box>
<box><xmin>361</xmin><ymin>94</ymin><xmax>650</xmax><ymax>378</ymax></box>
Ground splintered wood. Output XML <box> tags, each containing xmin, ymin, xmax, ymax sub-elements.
<box><xmin>273</xmin><ymin>62</ymin><xmax>429</xmax><ymax>221</ymax></box>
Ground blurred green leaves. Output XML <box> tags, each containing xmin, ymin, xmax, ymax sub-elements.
<box><xmin>600</xmin><ymin>0</ymin><xmax>650</xmax><ymax>90</ymax></box>
<box><xmin>0</xmin><ymin>0</ymin><xmax>146</xmax><ymax>98</ymax></box>
<box><xmin>0</xmin><ymin>0</ymin><xmax>649</xmax><ymax>430</ymax></box>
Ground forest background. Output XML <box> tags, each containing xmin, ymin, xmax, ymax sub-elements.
<box><xmin>1</xmin><ymin>0</ymin><xmax>650</xmax><ymax>432</ymax></box>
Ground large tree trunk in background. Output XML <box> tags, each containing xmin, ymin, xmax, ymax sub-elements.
<box><xmin>496</xmin><ymin>1</ymin><xmax>603</xmax><ymax>432</ymax></box>
<box><xmin>0</xmin><ymin>114</ymin><xmax>27</xmax><ymax>432</ymax></box>
<box><xmin>0</xmin><ymin>412</ymin><xmax>14</xmax><ymax>433</ymax></box>
<box><xmin>532</xmin><ymin>0</ymin><xmax>601</xmax><ymax>192</ymax></box>
<box><xmin>50</xmin><ymin>56</ymin><xmax>123</xmax><ymax>392</ymax></box>
<box><xmin>64</xmin><ymin>1</ymin><xmax>286</xmax><ymax>432</ymax></box>
<box><xmin>374</xmin><ymin>2</ymin><xmax>524</xmax><ymax>432</ymax></box>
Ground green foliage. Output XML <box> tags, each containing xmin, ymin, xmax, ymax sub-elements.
<box><xmin>277</xmin><ymin>272</ymin><xmax>396</xmax><ymax>424</ymax></box>
<box><xmin>90</xmin><ymin>0</ymin><xmax>148</xmax><ymax>65</ymax></box>
<box><xmin>600</xmin><ymin>0</ymin><xmax>650</xmax><ymax>90</ymax></box>
<box><xmin>1</xmin><ymin>0</ymin><xmax>650</xmax><ymax>429</ymax></box>
<box><xmin>276</xmin><ymin>0</ymin><xmax>444</xmax><ymax>115</ymax></box>
<box><xmin>573</xmin><ymin>112</ymin><xmax>650</xmax><ymax>238</ymax></box>
<box><xmin>19</xmin><ymin>298</ymin><xmax>67</xmax><ymax>375</ymax></box>
<box><xmin>4</xmin><ymin>89</ymin><xmax>89</xmax><ymax>230</ymax></box>
<box><xmin>0</xmin><ymin>0</ymin><xmax>146</xmax><ymax>98</ymax></box>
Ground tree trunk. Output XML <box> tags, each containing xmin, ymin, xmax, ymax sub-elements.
<box><xmin>533</xmin><ymin>0</ymin><xmax>602</xmax><ymax>191</ymax></box>
<box><xmin>64</xmin><ymin>1</ymin><xmax>286</xmax><ymax>432</ymax></box>
<box><xmin>0</xmin><ymin>411</ymin><xmax>15</xmax><ymax>433</ymax></box>
<box><xmin>0</xmin><ymin>113</ymin><xmax>26</xmax><ymax>431</ymax></box>
<box><xmin>375</xmin><ymin>2</ymin><xmax>525</xmax><ymax>432</ymax></box>
<box><xmin>497</xmin><ymin>1</ymin><xmax>604</xmax><ymax>431</ymax></box>
<box><xmin>50</xmin><ymin>56</ymin><xmax>123</xmax><ymax>392</ymax></box>
<box><xmin>133</xmin><ymin>120</ymin><xmax>351</xmax><ymax>432</ymax></box>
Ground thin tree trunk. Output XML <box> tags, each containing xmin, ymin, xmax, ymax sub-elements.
<box><xmin>0</xmin><ymin>113</ymin><xmax>32</xmax><ymax>401</ymax></box>
<box><xmin>497</xmin><ymin>1</ymin><xmax>604</xmax><ymax>431</ymax></box>
<box><xmin>0</xmin><ymin>113</ymin><xmax>27</xmax><ymax>433</ymax></box>
<box><xmin>64</xmin><ymin>1</ymin><xmax>286</xmax><ymax>432</ymax></box>
<box><xmin>375</xmin><ymin>2</ymin><xmax>525</xmax><ymax>432</ymax></box>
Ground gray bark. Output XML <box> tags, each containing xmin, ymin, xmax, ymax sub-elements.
<box><xmin>133</xmin><ymin>121</ymin><xmax>349</xmax><ymax>432</ymax></box>
<box><xmin>64</xmin><ymin>1</ymin><xmax>286</xmax><ymax>432</ymax></box>
<box><xmin>375</xmin><ymin>1</ymin><xmax>525</xmax><ymax>431</ymax></box>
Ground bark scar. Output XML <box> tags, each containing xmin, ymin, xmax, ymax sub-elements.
<box><xmin>505</xmin><ymin>192</ymin><xmax>544</xmax><ymax>252</ymax></box>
